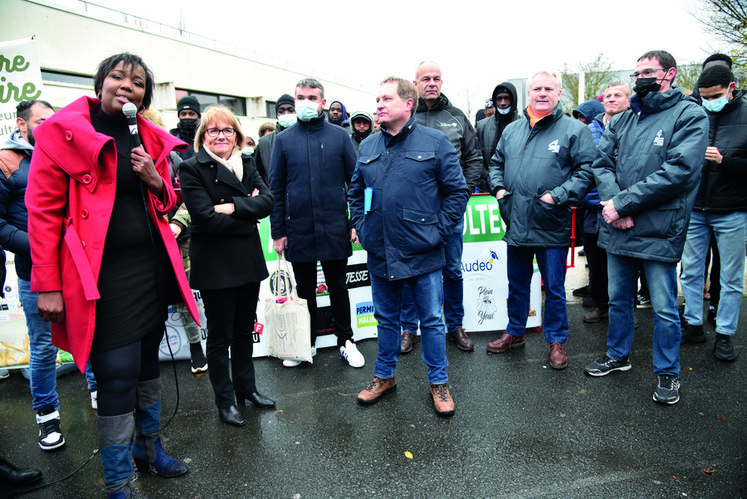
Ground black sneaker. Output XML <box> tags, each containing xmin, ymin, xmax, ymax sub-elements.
<box><xmin>36</xmin><ymin>406</ymin><xmax>65</xmax><ymax>450</ymax></box>
<box><xmin>681</xmin><ymin>322</ymin><xmax>706</xmax><ymax>344</ymax></box>
<box><xmin>653</xmin><ymin>374</ymin><xmax>680</xmax><ymax>405</ymax></box>
<box><xmin>706</xmin><ymin>306</ymin><xmax>717</xmax><ymax>326</ymax></box>
<box><xmin>584</xmin><ymin>355</ymin><xmax>632</xmax><ymax>377</ymax></box>
<box><xmin>714</xmin><ymin>334</ymin><xmax>738</xmax><ymax>361</ymax></box>
<box><xmin>190</xmin><ymin>343</ymin><xmax>208</xmax><ymax>374</ymax></box>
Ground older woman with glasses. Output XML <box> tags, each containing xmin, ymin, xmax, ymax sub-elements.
<box><xmin>179</xmin><ymin>105</ymin><xmax>276</xmax><ymax>427</ymax></box>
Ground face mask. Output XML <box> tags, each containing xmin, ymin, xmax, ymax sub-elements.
<box><xmin>278</xmin><ymin>113</ymin><xmax>297</xmax><ymax>128</ymax></box>
<box><xmin>702</xmin><ymin>95</ymin><xmax>728</xmax><ymax>113</ymax></box>
<box><xmin>242</xmin><ymin>147</ymin><xmax>254</xmax><ymax>155</ymax></box>
<box><xmin>496</xmin><ymin>107</ymin><xmax>512</xmax><ymax>115</ymax></box>
<box><xmin>633</xmin><ymin>77</ymin><xmax>662</xmax><ymax>100</ymax></box>
<box><xmin>295</xmin><ymin>100</ymin><xmax>320</xmax><ymax>122</ymax></box>
<box><xmin>178</xmin><ymin>118</ymin><xmax>199</xmax><ymax>132</ymax></box>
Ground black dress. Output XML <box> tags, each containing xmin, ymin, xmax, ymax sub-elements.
<box><xmin>90</xmin><ymin>109</ymin><xmax>173</xmax><ymax>353</ymax></box>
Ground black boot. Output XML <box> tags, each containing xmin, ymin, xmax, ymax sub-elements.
<box><xmin>0</xmin><ymin>456</ymin><xmax>42</xmax><ymax>486</ymax></box>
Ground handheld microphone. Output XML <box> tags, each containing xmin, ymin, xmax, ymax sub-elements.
<box><xmin>122</xmin><ymin>102</ymin><xmax>142</xmax><ymax>149</ymax></box>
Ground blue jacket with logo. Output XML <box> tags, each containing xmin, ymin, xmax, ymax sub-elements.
<box><xmin>269</xmin><ymin>114</ymin><xmax>357</xmax><ymax>263</ymax></box>
<box><xmin>594</xmin><ymin>88</ymin><xmax>709</xmax><ymax>263</ymax></box>
<box><xmin>488</xmin><ymin>104</ymin><xmax>596</xmax><ymax>247</ymax></box>
<box><xmin>348</xmin><ymin>117</ymin><xmax>469</xmax><ymax>280</ymax></box>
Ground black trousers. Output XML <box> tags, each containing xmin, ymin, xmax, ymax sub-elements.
<box><xmin>584</xmin><ymin>232</ymin><xmax>609</xmax><ymax>310</ymax></box>
<box><xmin>291</xmin><ymin>259</ymin><xmax>353</xmax><ymax>347</ymax></box>
<box><xmin>90</xmin><ymin>326</ymin><xmax>163</xmax><ymax>417</ymax></box>
<box><xmin>201</xmin><ymin>283</ymin><xmax>260</xmax><ymax>408</ymax></box>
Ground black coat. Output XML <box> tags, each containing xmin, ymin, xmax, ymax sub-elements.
<box><xmin>180</xmin><ymin>148</ymin><xmax>274</xmax><ymax>290</ymax></box>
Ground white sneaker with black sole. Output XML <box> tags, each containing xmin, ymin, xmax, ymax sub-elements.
<box><xmin>36</xmin><ymin>406</ymin><xmax>65</xmax><ymax>450</ymax></box>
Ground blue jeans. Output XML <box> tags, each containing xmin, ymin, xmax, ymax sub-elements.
<box><xmin>681</xmin><ymin>211</ymin><xmax>746</xmax><ymax>335</ymax></box>
<box><xmin>401</xmin><ymin>220</ymin><xmax>464</xmax><ymax>333</ymax></box>
<box><xmin>85</xmin><ymin>361</ymin><xmax>98</xmax><ymax>391</ymax></box>
<box><xmin>372</xmin><ymin>269</ymin><xmax>448</xmax><ymax>385</ymax></box>
<box><xmin>506</xmin><ymin>246</ymin><xmax>568</xmax><ymax>343</ymax></box>
<box><xmin>607</xmin><ymin>253</ymin><xmax>680</xmax><ymax>375</ymax></box>
<box><xmin>18</xmin><ymin>278</ymin><xmax>58</xmax><ymax>412</ymax></box>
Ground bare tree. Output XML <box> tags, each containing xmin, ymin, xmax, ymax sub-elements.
<box><xmin>561</xmin><ymin>53</ymin><xmax>616</xmax><ymax>112</ymax></box>
<box><xmin>696</xmin><ymin>0</ymin><xmax>747</xmax><ymax>82</ymax></box>
<box><xmin>676</xmin><ymin>63</ymin><xmax>702</xmax><ymax>95</ymax></box>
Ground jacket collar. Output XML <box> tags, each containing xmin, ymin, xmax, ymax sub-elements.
<box><xmin>416</xmin><ymin>93</ymin><xmax>450</xmax><ymax>113</ymax></box>
<box><xmin>297</xmin><ymin>113</ymin><xmax>326</xmax><ymax>131</ymax></box>
<box><xmin>631</xmin><ymin>87</ymin><xmax>685</xmax><ymax>115</ymax></box>
<box><xmin>522</xmin><ymin>103</ymin><xmax>564</xmax><ymax>127</ymax></box>
<box><xmin>381</xmin><ymin>115</ymin><xmax>417</xmax><ymax>145</ymax></box>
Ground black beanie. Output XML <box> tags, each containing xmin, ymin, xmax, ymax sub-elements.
<box><xmin>275</xmin><ymin>94</ymin><xmax>295</xmax><ymax>114</ymax></box>
<box><xmin>177</xmin><ymin>95</ymin><xmax>201</xmax><ymax>117</ymax></box>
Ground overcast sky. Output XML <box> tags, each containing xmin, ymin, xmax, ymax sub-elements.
<box><xmin>61</xmin><ymin>0</ymin><xmax>720</xmax><ymax>114</ymax></box>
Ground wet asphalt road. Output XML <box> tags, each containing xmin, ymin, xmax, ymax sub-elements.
<box><xmin>1</xmin><ymin>300</ymin><xmax>745</xmax><ymax>498</ymax></box>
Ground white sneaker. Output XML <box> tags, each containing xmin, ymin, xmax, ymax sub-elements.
<box><xmin>340</xmin><ymin>340</ymin><xmax>365</xmax><ymax>368</ymax></box>
<box><xmin>283</xmin><ymin>346</ymin><xmax>317</xmax><ymax>367</ymax></box>
<box><xmin>0</xmin><ymin>368</ymin><xmax>9</xmax><ymax>380</ymax></box>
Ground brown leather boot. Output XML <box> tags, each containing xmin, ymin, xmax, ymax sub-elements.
<box><xmin>430</xmin><ymin>384</ymin><xmax>455</xmax><ymax>417</ymax></box>
<box><xmin>447</xmin><ymin>327</ymin><xmax>474</xmax><ymax>351</ymax></box>
<box><xmin>357</xmin><ymin>377</ymin><xmax>397</xmax><ymax>405</ymax></box>
<box><xmin>401</xmin><ymin>331</ymin><xmax>419</xmax><ymax>354</ymax></box>
<box><xmin>549</xmin><ymin>342</ymin><xmax>568</xmax><ymax>369</ymax></box>
<box><xmin>486</xmin><ymin>332</ymin><xmax>525</xmax><ymax>353</ymax></box>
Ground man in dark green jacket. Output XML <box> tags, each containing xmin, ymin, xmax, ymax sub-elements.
<box><xmin>488</xmin><ymin>70</ymin><xmax>595</xmax><ymax>370</ymax></box>
<box><xmin>584</xmin><ymin>50</ymin><xmax>709</xmax><ymax>406</ymax></box>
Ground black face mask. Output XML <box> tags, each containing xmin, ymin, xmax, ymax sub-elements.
<box><xmin>634</xmin><ymin>77</ymin><xmax>662</xmax><ymax>100</ymax></box>
<box><xmin>178</xmin><ymin>118</ymin><xmax>199</xmax><ymax>132</ymax></box>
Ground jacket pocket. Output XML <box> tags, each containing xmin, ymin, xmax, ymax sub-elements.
<box><xmin>402</xmin><ymin>151</ymin><xmax>437</xmax><ymax>185</ymax></box>
<box><xmin>630</xmin><ymin>198</ymin><xmax>681</xmax><ymax>239</ymax></box>
<box><xmin>402</xmin><ymin>207</ymin><xmax>440</xmax><ymax>254</ymax></box>
<box><xmin>497</xmin><ymin>192</ymin><xmax>512</xmax><ymax>228</ymax></box>
<box><xmin>530</xmin><ymin>196</ymin><xmax>571</xmax><ymax>234</ymax></box>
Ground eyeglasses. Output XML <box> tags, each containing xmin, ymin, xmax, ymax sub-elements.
<box><xmin>205</xmin><ymin>127</ymin><xmax>236</xmax><ymax>138</ymax></box>
<box><xmin>630</xmin><ymin>68</ymin><xmax>665</xmax><ymax>79</ymax></box>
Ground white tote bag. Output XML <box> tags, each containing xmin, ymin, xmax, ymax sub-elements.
<box><xmin>264</xmin><ymin>256</ymin><xmax>313</xmax><ymax>363</ymax></box>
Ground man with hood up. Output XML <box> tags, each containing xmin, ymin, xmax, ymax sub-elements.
<box><xmin>254</xmin><ymin>94</ymin><xmax>297</xmax><ymax>184</ymax></box>
<box><xmin>349</xmin><ymin>110</ymin><xmax>374</xmax><ymax>154</ymax></box>
<box><xmin>169</xmin><ymin>95</ymin><xmax>201</xmax><ymax>161</ymax></box>
<box><xmin>573</xmin><ymin>99</ymin><xmax>605</xmax><ymax>125</ymax></box>
<box><xmin>476</xmin><ymin>82</ymin><xmax>520</xmax><ymax>193</ymax></box>
<box><xmin>328</xmin><ymin>100</ymin><xmax>350</xmax><ymax>128</ymax></box>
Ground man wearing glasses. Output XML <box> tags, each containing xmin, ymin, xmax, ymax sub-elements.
<box><xmin>584</xmin><ymin>50</ymin><xmax>709</xmax><ymax>405</ymax></box>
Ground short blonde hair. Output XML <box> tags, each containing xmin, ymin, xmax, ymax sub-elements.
<box><xmin>194</xmin><ymin>105</ymin><xmax>246</xmax><ymax>153</ymax></box>
<box><xmin>381</xmin><ymin>77</ymin><xmax>418</xmax><ymax>116</ymax></box>
<box><xmin>528</xmin><ymin>70</ymin><xmax>562</xmax><ymax>90</ymax></box>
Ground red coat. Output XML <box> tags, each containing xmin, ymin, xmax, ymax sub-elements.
<box><xmin>27</xmin><ymin>96</ymin><xmax>200</xmax><ymax>372</ymax></box>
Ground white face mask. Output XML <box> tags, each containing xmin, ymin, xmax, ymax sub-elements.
<box><xmin>242</xmin><ymin>147</ymin><xmax>254</xmax><ymax>155</ymax></box>
<box><xmin>278</xmin><ymin>113</ymin><xmax>297</xmax><ymax>128</ymax></box>
<box><xmin>295</xmin><ymin>100</ymin><xmax>320</xmax><ymax>121</ymax></box>
<box><xmin>496</xmin><ymin>107</ymin><xmax>511</xmax><ymax>115</ymax></box>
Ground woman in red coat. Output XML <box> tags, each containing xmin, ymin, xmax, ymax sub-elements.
<box><xmin>27</xmin><ymin>53</ymin><xmax>198</xmax><ymax>499</ymax></box>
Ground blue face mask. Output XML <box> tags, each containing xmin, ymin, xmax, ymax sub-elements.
<box><xmin>702</xmin><ymin>95</ymin><xmax>728</xmax><ymax>113</ymax></box>
<box><xmin>278</xmin><ymin>113</ymin><xmax>297</xmax><ymax>128</ymax></box>
<box><xmin>496</xmin><ymin>107</ymin><xmax>512</xmax><ymax>115</ymax></box>
<box><xmin>295</xmin><ymin>100</ymin><xmax>320</xmax><ymax>122</ymax></box>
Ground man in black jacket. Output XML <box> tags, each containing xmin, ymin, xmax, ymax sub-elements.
<box><xmin>476</xmin><ymin>82</ymin><xmax>520</xmax><ymax>193</ymax></box>
<box><xmin>169</xmin><ymin>95</ymin><xmax>201</xmax><ymax>161</ymax></box>
<box><xmin>399</xmin><ymin>61</ymin><xmax>483</xmax><ymax>355</ymax></box>
<box><xmin>680</xmin><ymin>65</ymin><xmax>747</xmax><ymax>361</ymax></box>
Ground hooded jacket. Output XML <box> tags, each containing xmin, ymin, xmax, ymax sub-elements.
<box><xmin>476</xmin><ymin>82</ymin><xmax>521</xmax><ymax>192</ymax></box>
<box><xmin>573</xmin><ymin>99</ymin><xmax>605</xmax><ymax>124</ymax></box>
<box><xmin>594</xmin><ymin>88</ymin><xmax>709</xmax><ymax>263</ymax></box>
<box><xmin>415</xmin><ymin>94</ymin><xmax>483</xmax><ymax>192</ymax></box>
<box><xmin>692</xmin><ymin>90</ymin><xmax>747</xmax><ymax>213</ymax></box>
<box><xmin>349</xmin><ymin>110</ymin><xmax>374</xmax><ymax>154</ymax></box>
<box><xmin>328</xmin><ymin>100</ymin><xmax>350</xmax><ymax>128</ymax></box>
<box><xmin>26</xmin><ymin>96</ymin><xmax>199</xmax><ymax>371</ymax></box>
<box><xmin>488</xmin><ymin>104</ymin><xmax>596</xmax><ymax>248</ymax></box>
<box><xmin>269</xmin><ymin>113</ymin><xmax>357</xmax><ymax>263</ymax></box>
<box><xmin>0</xmin><ymin>131</ymin><xmax>34</xmax><ymax>280</ymax></box>
<box><xmin>349</xmin><ymin>116</ymin><xmax>469</xmax><ymax>280</ymax></box>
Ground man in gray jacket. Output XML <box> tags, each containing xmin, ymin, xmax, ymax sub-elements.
<box><xmin>584</xmin><ymin>50</ymin><xmax>709</xmax><ymax>405</ymax></box>
<box><xmin>488</xmin><ymin>70</ymin><xmax>596</xmax><ymax>369</ymax></box>
<box><xmin>400</xmin><ymin>61</ymin><xmax>482</xmax><ymax>355</ymax></box>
